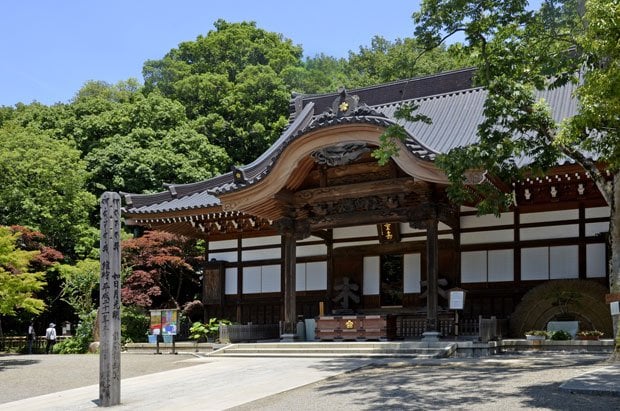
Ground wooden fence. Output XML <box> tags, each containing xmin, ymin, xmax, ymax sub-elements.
<box><xmin>394</xmin><ymin>315</ymin><xmax>508</xmax><ymax>340</ymax></box>
<box><xmin>0</xmin><ymin>336</ymin><xmax>71</xmax><ymax>353</ymax></box>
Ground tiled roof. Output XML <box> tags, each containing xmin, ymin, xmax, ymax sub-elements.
<box><xmin>123</xmin><ymin>68</ymin><xmax>579</xmax><ymax>216</ymax></box>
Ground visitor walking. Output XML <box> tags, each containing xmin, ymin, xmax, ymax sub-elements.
<box><xmin>45</xmin><ymin>323</ymin><xmax>56</xmax><ymax>354</ymax></box>
<box><xmin>27</xmin><ymin>322</ymin><xmax>36</xmax><ymax>354</ymax></box>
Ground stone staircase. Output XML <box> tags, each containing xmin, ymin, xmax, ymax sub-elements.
<box><xmin>206</xmin><ymin>341</ymin><xmax>458</xmax><ymax>358</ymax></box>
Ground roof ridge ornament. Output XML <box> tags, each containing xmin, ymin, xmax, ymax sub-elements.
<box><xmin>332</xmin><ymin>87</ymin><xmax>359</xmax><ymax>117</ymax></box>
<box><xmin>231</xmin><ymin>166</ymin><xmax>247</xmax><ymax>185</ymax></box>
<box><xmin>313</xmin><ymin>87</ymin><xmax>386</xmax><ymax>125</ymax></box>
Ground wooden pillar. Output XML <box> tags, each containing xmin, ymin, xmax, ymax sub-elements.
<box><xmin>325</xmin><ymin>229</ymin><xmax>334</xmax><ymax>315</ymax></box>
<box><xmin>236</xmin><ymin>235</ymin><xmax>242</xmax><ymax>323</ymax></box>
<box><xmin>99</xmin><ymin>192</ymin><xmax>121</xmax><ymax>407</ymax></box>
<box><xmin>282</xmin><ymin>232</ymin><xmax>297</xmax><ymax>335</ymax></box>
<box><xmin>426</xmin><ymin>218</ymin><xmax>439</xmax><ymax>332</ymax></box>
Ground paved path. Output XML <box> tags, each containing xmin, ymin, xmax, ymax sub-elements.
<box><xmin>1</xmin><ymin>351</ymin><xmax>618</xmax><ymax>410</ymax></box>
<box><xmin>0</xmin><ymin>354</ymin><xmax>372</xmax><ymax>410</ymax></box>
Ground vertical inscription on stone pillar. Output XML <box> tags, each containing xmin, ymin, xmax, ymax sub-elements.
<box><xmin>99</xmin><ymin>192</ymin><xmax>121</xmax><ymax>406</ymax></box>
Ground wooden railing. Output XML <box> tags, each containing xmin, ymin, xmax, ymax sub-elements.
<box><xmin>396</xmin><ymin>315</ymin><xmax>456</xmax><ymax>338</ymax></box>
<box><xmin>0</xmin><ymin>335</ymin><xmax>71</xmax><ymax>353</ymax></box>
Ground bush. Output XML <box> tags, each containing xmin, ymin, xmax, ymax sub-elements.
<box><xmin>189</xmin><ymin>318</ymin><xmax>232</xmax><ymax>342</ymax></box>
<box><xmin>54</xmin><ymin>310</ymin><xmax>97</xmax><ymax>354</ymax></box>
<box><xmin>549</xmin><ymin>330</ymin><xmax>572</xmax><ymax>340</ymax></box>
<box><xmin>121</xmin><ymin>306</ymin><xmax>150</xmax><ymax>343</ymax></box>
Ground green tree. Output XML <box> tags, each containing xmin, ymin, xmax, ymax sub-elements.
<box><xmin>0</xmin><ymin>126</ymin><xmax>96</xmax><ymax>256</ymax></box>
<box><xmin>346</xmin><ymin>36</ymin><xmax>475</xmax><ymax>87</ymax></box>
<box><xmin>283</xmin><ymin>53</ymin><xmax>351</xmax><ymax>94</ymax></box>
<box><xmin>81</xmin><ymin>91</ymin><xmax>230</xmax><ymax>194</ymax></box>
<box><xmin>411</xmin><ymin>0</ymin><xmax>620</xmax><ymax>355</ymax></box>
<box><xmin>55</xmin><ymin>259</ymin><xmax>99</xmax><ymax>317</ymax></box>
<box><xmin>142</xmin><ymin>20</ymin><xmax>302</xmax><ymax>164</ymax></box>
<box><xmin>0</xmin><ymin>226</ymin><xmax>46</xmax><ymax>337</ymax></box>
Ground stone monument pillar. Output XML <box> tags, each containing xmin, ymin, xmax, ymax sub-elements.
<box><xmin>99</xmin><ymin>192</ymin><xmax>121</xmax><ymax>406</ymax></box>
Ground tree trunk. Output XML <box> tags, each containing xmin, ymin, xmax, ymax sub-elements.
<box><xmin>610</xmin><ymin>173</ymin><xmax>620</xmax><ymax>360</ymax></box>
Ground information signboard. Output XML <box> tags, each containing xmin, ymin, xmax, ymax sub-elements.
<box><xmin>149</xmin><ymin>309</ymin><xmax>178</xmax><ymax>335</ymax></box>
<box><xmin>449</xmin><ymin>290</ymin><xmax>465</xmax><ymax>310</ymax></box>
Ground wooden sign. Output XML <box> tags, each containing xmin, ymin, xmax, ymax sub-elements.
<box><xmin>605</xmin><ymin>293</ymin><xmax>620</xmax><ymax>304</ymax></box>
<box><xmin>377</xmin><ymin>222</ymin><xmax>400</xmax><ymax>243</ymax></box>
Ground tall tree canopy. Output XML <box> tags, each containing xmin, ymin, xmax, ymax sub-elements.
<box><xmin>0</xmin><ymin>126</ymin><xmax>96</xmax><ymax>255</ymax></box>
<box><xmin>142</xmin><ymin>20</ymin><xmax>301</xmax><ymax>165</ymax></box>
<box><xmin>412</xmin><ymin>0</ymin><xmax>620</xmax><ymax>353</ymax></box>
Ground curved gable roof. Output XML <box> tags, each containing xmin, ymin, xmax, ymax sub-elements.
<box><xmin>123</xmin><ymin>68</ymin><xmax>578</xmax><ymax>218</ymax></box>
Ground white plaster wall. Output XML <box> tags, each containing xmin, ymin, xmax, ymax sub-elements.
<box><xmin>209</xmin><ymin>239</ymin><xmax>238</xmax><ymax>262</ymax></box>
<box><xmin>363</xmin><ymin>256</ymin><xmax>380</xmax><ymax>295</ymax></box>
<box><xmin>295</xmin><ymin>263</ymin><xmax>306</xmax><ymax>291</ymax></box>
<box><xmin>586</xmin><ymin>222</ymin><xmax>610</xmax><ymax>237</ymax></box>
<box><xmin>461</xmin><ymin>229</ymin><xmax>513</xmax><ymax>245</ymax></box>
<box><xmin>520</xmin><ymin>225</ymin><xmax>578</xmax><ymax>241</ymax></box>
<box><xmin>460</xmin><ymin>212</ymin><xmax>514</xmax><ymax>229</ymax></box>
<box><xmin>334</xmin><ymin>225</ymin><xmax>377</xmax><ymax>239</ymax></box>
<box><xmin>488</xmin><ymin>249</ymin><xmax>514</xmax><ymax>282</ymax></box>
<box><xmin>242</xmin><ymin>236</ymin><xmax>280</xmax><ymax>247</ymax></box>
<box><xmin>403</xmin><ymin>253</ymin><xmax>421</xmax><ymax>293</ymax></box>
<box><xmin>461</xmin><ymin>251</ymin><xmax>487</xmax><ymax>283</ymax></box>
<box><xmin>295</xmin><ymin>262</ymin><xmax>327</xmax><ymax>291</ymax></box>
<box><xmin>520</xmin><ymin>209</ymin><xmax>578</xmax><ymax>224</ymax></box>
<box><xmin>521</xmin><ymin>247</ymin><xmax>549</xmax><ymax>280</ymax></box>
<box><xmin>585</xmin><ymin>206</ymin><xmax>610</xmax><ymax>219</ymax></box>
<box><xmin>261</xmin><ymin>265</ymin><xmax>281</xmax><ymax>292</ymax></box>
<box><xmin>296</xmin><ymin>243</ymin><xmax>327</xmax><ymax>257</ymax></box>
<box><xmin>399</xmin><ymin>223</ymin><xmax>425</xmax><ymax>234</ymax></box>
<box><xmin>225</xmin><ymin>268</ymin><xmax>237</xmax><ymax>295</ymax></box>
<box><xmin>210</xmin><ymin>239</ymin><xmax>237</xmax><ymax>250</ymax></box>
<box><xmin>587</xmin><ymin>243</ymin><xmax>607</xmax><ymax>278</ymax></box>
<box><xmin>243</xmin><ymin>266</ymin><xmax>262</xmax><ymax>294</ymax></box>
<box><xmin>242</xmin><ymin>247</ymin><xmax>280</xmax><ymax>261</ymax></box>
<box><xmin>306</xmin><ymin>261</ymin><xmax>327</xmax><ymax>290</ymax></box>
<box><xmin>208</xmin><ymin>251</ymin><xmax>237</xmax><ymax>262</ymax></box>
<box><xmin>550</xmin><ymin>245</ymin><xmax>579</xmax><ymax>279</ymax></box>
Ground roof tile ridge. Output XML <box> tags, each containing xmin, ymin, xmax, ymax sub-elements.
<box><xmin>238</xmin><ymin>102</ymin><xmax>315</xmax><ymax>176</ymax></box>
<box><xmin>300</xmin><ymin>67</ymin><xmax>477</xmax><ymax>101</ymax></box>
<box><xmin>373</xmin><ymin>86</ymin><xmax>485</xmax><ymax>110</ymax></box>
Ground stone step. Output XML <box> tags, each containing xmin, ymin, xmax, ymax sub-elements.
<box><xmin>209</xmin><ymin>342</ymin><xmax>457</xmax><ymax>358</ymax></box>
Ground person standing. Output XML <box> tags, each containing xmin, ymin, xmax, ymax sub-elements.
<box><xmin>27</xmin><ymin>322</ymin><xmax>36</xmax><ymax>354</ymax></box>
<box><xmin>45</xmin><ymin>323</ymin><xmax>56</xmax><ymax>354</ymax></box>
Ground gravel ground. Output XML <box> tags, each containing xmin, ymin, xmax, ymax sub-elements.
<box><xmin>230</xmin><ymin>352</ymin><xmax>620</xmax><ymax>411</ymax></box>
<box><xmin>2</xmin><ymin>351</ymin><xmax>619</xmax><ymax>410</ymax></box>
<box><xmin>0</xmin><ymin>352</ymin><xmax>205</xmax><ymax>404</ymax></box>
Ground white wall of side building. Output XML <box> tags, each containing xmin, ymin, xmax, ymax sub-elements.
<box><xmin>459</xmin><ymin>207</ymin><xmax>608</xmax><ymax>283</ymax></box>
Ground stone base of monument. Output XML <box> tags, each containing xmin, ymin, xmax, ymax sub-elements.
<box><xmin>88</xmin><ymin>341</ymin><xmax>100</xmax><ymax>353</ymax></box>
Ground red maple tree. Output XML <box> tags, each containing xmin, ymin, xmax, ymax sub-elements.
<box><xmin>121</xmin><ymin>230</ymin><xmax>203</xmax><ymax>309</ymax></box>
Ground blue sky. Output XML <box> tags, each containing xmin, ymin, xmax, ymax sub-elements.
<box><xmin>0</xmin><ymin>1</ymin><xmax>423</xmax><ymax>106</ymax></box>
